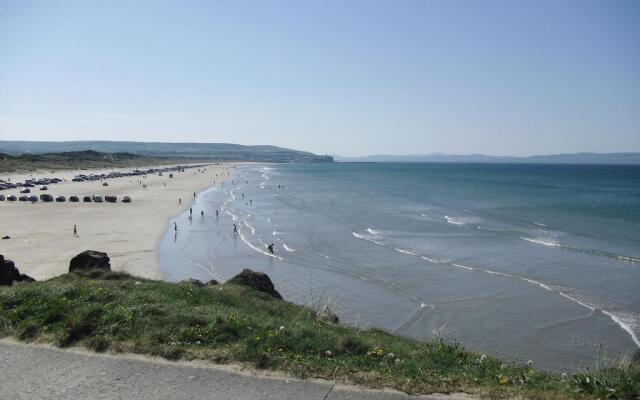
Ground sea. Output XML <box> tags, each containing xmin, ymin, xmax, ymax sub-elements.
<box><xmin>159</xmin><ymin>162</ymin><xmax>640</xmax><ymax>372</ymax></box>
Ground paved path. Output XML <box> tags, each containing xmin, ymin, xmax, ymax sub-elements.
<box><xmin>0</xmin><ymin>341</ymin><xmax>473</xmax><ymax>400</ymax></box>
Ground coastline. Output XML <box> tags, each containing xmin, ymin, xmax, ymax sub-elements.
<box><xmin>0</xmin><ymin>163</ymin><xmax>229</xmax><ymax>280</ymax></box>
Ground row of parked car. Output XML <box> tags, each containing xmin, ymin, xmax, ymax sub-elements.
<box><xmin>0</xmin><ymin>194</ymin><xmax>132</xmax><ymax>203</ymax></box>
<box><xmin>70</xmin><ymin>164</ymin><xmax>201</xmax><ymax>183</ymax></box>
<box><xmin>0</xmin><ymin>178</ymin><xmax>62</xmax><ymax>191</ymax></box>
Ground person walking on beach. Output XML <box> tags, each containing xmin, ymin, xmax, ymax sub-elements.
<box><xmin>179</xmin><ymin>198</ymin><xmax>182</xmax><ymax>205</ymax></box>
<box><xmin>190</xmin><ymin>208</ymin><xmax>193</xmax><ymax>217</ymax></box>
<box><xmin>73</xmin><ymin>225</ymin><xmax>79</xmax><ymax>238</ymax></box>
<box><xmin>201</xmin><ymin>210</ymin><xmax>204</xmax><ymax>217</ymax></box>
<box><xmin>216</xmin><ymin>210</ymin><xmax>219</xmax><ymax>218</ymax></box>
<box><xmin>174</xmin><ymin>221</ymin><xmax>178</xmax><ymax>232</ymax></box>
<box><xmin>233</xmin><ymin>223</ymin><xmax>238</xmax><ymax>236</ymax></box>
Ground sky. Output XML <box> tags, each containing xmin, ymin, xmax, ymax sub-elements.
<box><xmin>0</xmin><ymin>0</ymin><xmax>639</xmax><ymax>157</ymax></box>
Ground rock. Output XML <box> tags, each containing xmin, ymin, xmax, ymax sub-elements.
<box><xmin>228</xmin><ymin>268</ymin><xmax>282</xmax><ymax>299</ymax></box>
<box><xmin>205</xmin><ymin>279</ymin><xmax>219</xmax><ymax>286</ymax></box>
<box><xmin>0</xmin><ymin>255</ymin><xmax>36</xmax><ymax>286</ymax></box>
<box><xmin>328</xmin><ymin>313</ymin><xmax>340</xmax><ymax>324</ymax></box>
<box><xmin>69</xmin><ymin>250</ymin><xmax>111</xmax><ymax>273</ymax></box>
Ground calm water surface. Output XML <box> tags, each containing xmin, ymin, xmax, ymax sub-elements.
<box><xmin>160</xmin><ymin>163</ymin><xmax>640</xmax><ymax>372</ymax></box>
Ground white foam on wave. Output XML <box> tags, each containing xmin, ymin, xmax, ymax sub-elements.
<box><xmin>238</xmin><ymin>230</ymin><xmax>284</xmax><ymax>260</ymax></box>
<box><xmin>352</xmin><ymin>232</ymin><xmax>384</xmax><ymax>246</ymax></box>
<box><xmin>273</xmin><ymin>230</ymin><xmax>281</xmax><ymax>236</ymax></box>
<box><xmin>367</xmin><ymin>228</ymin><xmax>380</xmax><ymax>235</ymax></box>
<box><xmin>283</xmin><ymin>243</ymin><xmax>296</xmax><ymax>252</ymax></box>
<box><xmin>520</xmin><ymin>236</ymin><xmax>561</xmax><ymax>247</ymax></box>
<box><xmin>617</xmin><ymin>255</ymin><xmax>640</xmax><ymax>264</ymax></box>
<box><xmin>534</xmin><ymin>222</ymin><xmax>548</xmax><ymax>227</ymax></box>
<box><xmin>444</xmin><ymin>215</ymin><xmax>465</xmax><ymax>225</ymax></box>
<box><xmin>394</xmin><ymin>248</ymin><xmax>417</xmax><ymax>256</ymax></box>
<box><xmin>243</xmin><ymin>221</ymin><xmax>255</xmax><ymax>235</ymax></box>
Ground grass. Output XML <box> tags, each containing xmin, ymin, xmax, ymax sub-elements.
<box><xmin>0</xmin><ymin>270</ymin><xmax>638</xmax><ymax>399</ymax></box>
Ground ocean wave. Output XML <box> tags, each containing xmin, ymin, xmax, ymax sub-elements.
<box><xmin>238</xmin><ymin>230</ymin><xmax>284</xmax><ymax>260</ymax></box>
<box><xmin>534</xmin><ymin>222</ymin><xmax>548</xmax><ymax>227</ymax></box>
<box><xmin>520</xmin><ymin>236</ymin><xmax>561</xmax><ymax>247</ymax></box>
<box><xmin>283</xmin><ymin>243</ymin><xmax>296</xmax><ymax>252</ymax></box>
<box><xmin>367</xmin><ymin>228</ymin><xmax>380</xmax><ymax>235</ymax></box>
<box><xmin>243</xmin><ymin>221</ymin><xmax>255</xmax><ymax>235</ymax></box>
<box><xmin>444</xmin><ymin>215</ymin><xmax>465</xmax><ymax>225</ymax></box>
<box><xmin>521</xmin><ymin>237</ymin><xmax>640</xmax><ymax>265</ymax></box>
<box><xmin>273</xmin><ymin>230</ymin><xmax>281</xmax><ymax>236</ymax></box>
<box><xmin>352</xmin><ymin>232</ymin><xmax>385</xmax><ymax>246</ymax></box>
<box><xmin>394</xmin><ymin>248</ymin><xmax>417</xmax><ymax>256</ymax></box>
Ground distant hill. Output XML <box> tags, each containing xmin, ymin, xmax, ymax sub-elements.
<box><xmin>334</xmin><ymin>152</ymin><xmax>640</xmax><ymax>165</ymax></box>
<box><xmin>0</xmin><ymin>141</ymin><xmax>333</xmax><ymax>163</ymax></box>
<box><xmin>0</xmin><ymin>150</ymin><xmax>169</xmax><ymax>173</ymax></box>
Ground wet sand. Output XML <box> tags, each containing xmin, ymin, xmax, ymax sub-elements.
<box><xmin>0</xmin><ymin>163</ymin><xmax>229</xmax><ymax>280</ymax></box>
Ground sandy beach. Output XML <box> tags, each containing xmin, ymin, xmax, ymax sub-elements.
<box><xmin>0</xmin><ymin>163</ymin><xmax>230</xmax><ymax>280</ymax></box>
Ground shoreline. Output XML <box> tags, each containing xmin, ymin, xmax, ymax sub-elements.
<box><xmin>0</xmin><ymin>163</ymin><xmax>231</xmax><ymax>280</ymax></box>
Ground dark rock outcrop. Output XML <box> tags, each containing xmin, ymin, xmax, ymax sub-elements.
<box><xmin>69</xmin><ymin>250</ymin><xmax>111</xmax><ymax>273</ymax></box>
<box><xmin>0</xmin><ymin>255</ymin><xmax>35</xmax><ymax>286</ymax></box>
<box><xmin>228</xmin><ymin>268</ymin><xmax>282</xmax><ymax>299</ymax></box>
<box><xmin>205</xmin><ymin>279</ymin><xmax>219</xmax><ymax>286</ymax></box>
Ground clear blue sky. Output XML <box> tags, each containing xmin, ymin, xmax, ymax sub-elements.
<box><xmin>1</xmin><ymin>0</ymin><xmax>638</xmax><ymax>156</ymax></box>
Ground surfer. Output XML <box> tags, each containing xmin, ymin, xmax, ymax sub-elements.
<box><xmin>267</xmin><ymin>243</ymin><xmax>274</xmax><ymax>254</ymax></box>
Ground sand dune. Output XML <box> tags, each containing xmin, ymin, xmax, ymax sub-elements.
<box><xmin>0</xmin><ymin>163</ymin><xmax>230</xmax><ymax>280</ymax></box>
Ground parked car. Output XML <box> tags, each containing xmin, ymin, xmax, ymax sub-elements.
<box><xmin>40</xmin><ymin>185</ymin><xmax>48</xmax><ymax>190</ymax></box>
<box><xmin>83</xmin><ymin>196</ymin><xmax>92</xmax><ymax>202</ymax></box>
<box><xmin>102</xmin><ymin>182</ymin><xmax>109</xmax><ymax>186</ymax></box>
<box><xmin>20</xmin><ymin>188</ymin><xmax>31</xmax><ymax>193</ymax></box>
<box><xmin>40</xmin><ymin>194</ymin><xmax>54</xmax><ymax>202</ymax></box>
<box><xmin>19</xmin><ymin>195</ymin><xmax>28</xmax><ymax>202</ymax></box>
<box><xmin>28</xmin><ymin>195</ymin><xmax>38</xmax><ymax>202</ymax></box>
<box><xmin>69</xmin><ymin>196</ymin><xmax>80</xmax><ymax>202</ymax></box>
<box><xmin>105</xmin><ymin>195</ymin><xmax>118</xmax><ymax>203</ymax></box>
<box><xmin>7</xmin><ymin>195</ymin><xmax>17</xmax><ymax>201</ymax></box>
<box><xmin>55</xmin><ymin>195</ymin><xmax>66</xmax><ymax>202</ymax></box>
<box><xmin>122</xmin><ymin>196</ymin><xmax>132</xmax><ymax>203</ymax></box>
<box><xmin>0</xmin><ymin>194</ymin><xmax>5</xmax><ymax>201</ymax></box>
<box><xmin>93</xmin><ymin>195</ymin><xmax>103</xmax><ymax>203</ymax></box>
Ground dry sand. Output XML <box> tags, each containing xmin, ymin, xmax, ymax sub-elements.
<box><xmin>0</xmin><ymin>163</ymin><xmax>231</xmax><ymax>280</ymax></box>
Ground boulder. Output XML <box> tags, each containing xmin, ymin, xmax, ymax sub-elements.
<box><xmin>205</xmin><ymin>279</ymin><xmax>219</xmax><ymax>286</ymax></box>
<box><xmin>0</xmin><ymin>255</ymin><xmax>35</xmax><ymax>286</ymax></box>
<box><xmin>69</xmin><ymin>250</ymin><xmax>111</xmax><ymax>273</ymax></box>
<box><xmin>228</xmin><ymin>268</ymin><xmax>282</xmax><ymax>299</ymax></box>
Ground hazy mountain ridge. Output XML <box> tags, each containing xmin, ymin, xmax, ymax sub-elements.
<box><xmin>0</xmin><ymin>141</ymin><xmax>333</xmax><ymax>163</ymax></box>
<box><xmin>334</xmin><ymin>152</ymin><xmax>640</xmax><ymax>165</ymax></box>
